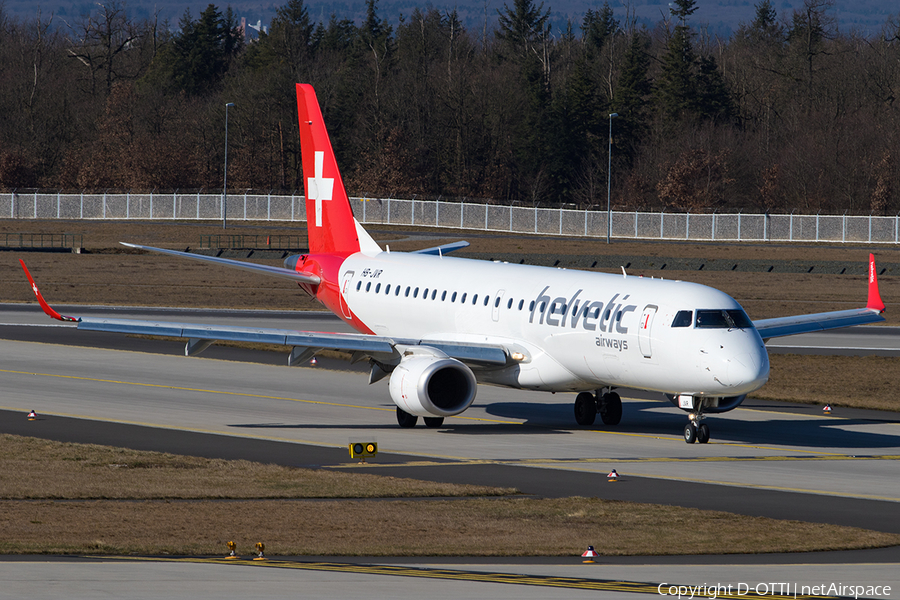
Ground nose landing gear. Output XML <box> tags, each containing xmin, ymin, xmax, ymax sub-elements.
<box><xmin>684</xmin><ymin>412</ymin><xmax>710</xmax><ymax>444</ymax></box>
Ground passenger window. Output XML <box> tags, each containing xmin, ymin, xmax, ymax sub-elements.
<box><xmin>375</xmin><ymin>283</ymin><xmax>381</xmax><ymax>293</ymax></box>
<box><xmin>431</xmin><ymin>290</ymin><xmax>437</xmax><ymax>300</ymax></box>
<box><xmin>423</xmin><ymin>288</ymin><xmax>429</xmax><ymax>298</ymax></box>
<box><xmin>672</xmin><ymin>310</ymin><xmax>692</xmax><ymax>328</ymax></box>
<box><xmin>413</xmin><ymin>287</ymin><xmax>419</xmax><ymax>298</ymax></box>
<box><xmin>385</xmin><ymin>284</ymin><xmax>391</xmax><ymax>294</ymax></box>
<box><xmin>405</xmin><ymin>286</ymin><xmax>410</xmax><ymax>297</ymax></box>
<box><xmin>484</xmin><ymin>296</ymin><xmax>490</xmax><ymax>306</ymax></box>
<box><xmin>518</xmin><ymin>300</ymin><xmax>524</xmax><ymax>310</ymax></box>
<box><xmin>507</xmin><ymin>298</ymin><xmax>513</xmax><ymax>309</ymax></box>
<box><xmin>396</xmin><ymin>286</ymin><xmax>401</xmax><ymax>296</ymax></box>
<box><xmin>461</xmin><ymin>293</ymin><xmax>467</xmax><ymax>303</ymax></box>
<box><xmin>472</xmin><ymin>294</ymin><xmax>478</xmax><ymax>305</ymax></box>
<box><xmin>451</xmin><ymin>292</ymin><xmax>457</xmax><ymax>302</ymax></box>
<box><xmin>366</xmin><ymin>282</ymin><xmax>371</xmax><ymax>292</ymax></box>
<box><xmin>442</xmin><ymin>291</ymin><xmax>447</xmax><ymax>301</ymax></box>
<box><xmin>529</xmin><ymin>301</ymin><xmax>534</xmax><ymax>311</ymax></box>
<box><xmin>356</xmin><ymin>281</ymin><xmax>362</xmax><ymax>291</ymax></box>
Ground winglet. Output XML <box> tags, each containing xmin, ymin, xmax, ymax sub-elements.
<box><xmin>867</xmin><ymin>253</ymin><xmax>886</xmax><ymax>313</ymax></box>
<box><xmin>19</xmin><ymin>260</ymin><xmax>79</xmax><ymax>322</ymax></box>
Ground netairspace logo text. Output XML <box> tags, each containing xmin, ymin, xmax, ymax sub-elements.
<box><xmin>657</xmin><ymin>582</ymin><xmax>892</xmax><ymax>599</ymax></box>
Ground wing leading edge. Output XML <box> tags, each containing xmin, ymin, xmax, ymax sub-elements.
<box><xmin>753</xmin><ymin>253</ymin><xmax>886</xmax><ymax>339</ymax></box>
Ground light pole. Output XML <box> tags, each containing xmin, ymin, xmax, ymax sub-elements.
<box><xmin>223</xmin><ymin>102</ymin><xmax>235</xmax><ymax>230</ymax></box>
<box><xmin>606</xmin><ymin>112</ymin><xmax>618</xmax><ymax>244</ymax></box>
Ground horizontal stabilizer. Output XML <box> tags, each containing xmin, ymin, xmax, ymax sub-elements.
<box><xmin>411</xmin><ymin>241</ymin><xmax>470</xmax><ymax>256</ymax></box>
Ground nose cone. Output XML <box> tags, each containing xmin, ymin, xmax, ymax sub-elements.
<box><xmin>726</xmin><ymin>347</ymin><xmax>770</xmax><ymax>393</ymax></box>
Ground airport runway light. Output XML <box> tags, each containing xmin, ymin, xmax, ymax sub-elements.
<box><xmin>350</xmin><ymin>441</ymin><xmax>378</xmax><ymax>463</ymax></box>
<box><xmin>223</xmin><ymin>102</ymin><xmax>235</xmax><ymax>230</ymax></box>
<box><xmin>607</xmin><ymin>113</ymin><xmax>618</xmax><ymax>244</ymax></box>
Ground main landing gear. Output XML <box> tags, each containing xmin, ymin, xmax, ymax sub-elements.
<box><xmin>396</xmin><ymin>408</ymin><xmax>444</xmax><ymax>428</ymax></box>
<box><xmin>574</xmin><ymin>389</ymin><xmax>622</xmax><ymax>427</ymax></box>
<box><xmin>683</xmin><ymin>413</ymin><xmax>710</xmax><ymax>444</ymax></box>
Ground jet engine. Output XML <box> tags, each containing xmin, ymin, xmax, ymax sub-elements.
<box><xmin>389</xmin><ymin>354</ymin><xmax>477</xmax><ymax>417</ymax></box>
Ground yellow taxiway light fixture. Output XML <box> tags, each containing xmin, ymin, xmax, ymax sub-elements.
<box><xmin>350</xmin><ymin>441</ymin><xmax>378</xmax><ymax>463</ymax></box>
<box><xmin>254</xmin><ymin>542</ymin><xmax>266</xmax><ymax>561</ymax></box>
<box><xmin>225</xmin><ymin>540</ymin><xmax>238</xmax><ymax>559</ymax></box>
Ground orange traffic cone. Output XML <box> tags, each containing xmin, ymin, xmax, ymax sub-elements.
<box><xmin>581</xmin><ymin>545</ymin><xmax>599</xmax><ymax>563</ymax></box>
<box><xmin>607</xmin><ymin>469</ymin><xmax>618</xmax><ymax>482</ymax></box>
<box><xmin>27</xmin><ymin>410</ymin><xmax>37</xmax><ymax>421</ymax></box>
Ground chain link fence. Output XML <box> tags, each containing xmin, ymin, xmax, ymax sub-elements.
<box><xmin>4</xmin><ymin>191</ymin><xmax>900</xmax><ymax>244</ymax></box>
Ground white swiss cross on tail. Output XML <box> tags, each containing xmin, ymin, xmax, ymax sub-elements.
<box><xmin>308</xmin><ymin>151</ymin><xmax>334</xmax><ymax>227</ymax></box>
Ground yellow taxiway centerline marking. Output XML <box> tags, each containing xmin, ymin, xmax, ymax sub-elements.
<box><xmin>101</xmin><ymin>556</ymin><xmax>843</xmax><ymax>598</ymax></box>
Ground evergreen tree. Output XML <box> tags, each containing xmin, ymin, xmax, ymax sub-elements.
<box><xmin>655</xmin><ymin>22</ymin><xmax>698</xmax><ymax>122</ymax></box>
<box><xmin>748</xmin><ymin>0</ymin><xmax>783</xmax><ymax>42</ymax></box>
<box><xmin>496</xmin><ymin>0</ymin><xmax>550</xmax><ymax>61</ymax></box>
<box><xmin>612</xmin><ymin>31</ymin><xmax>652</xmax><ymax>163</ymax></box>
<box><xmin>143</xmin><ymin>4</ymin><xmax>242</xmax><ymax>96</ymax></box>
<box><xmin>696</xmin><ymin>53</ymin><xmax>735</xmax><ymax>123</ymax></box>
<box><xmin>582</xmin><ymin>2</ymin><xmax>618</xmax><ymax>52</ymax></box>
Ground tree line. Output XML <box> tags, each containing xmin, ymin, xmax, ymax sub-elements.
<box><xmin>1</xmin><ymin>0</ymin><xmax>899</xmax><ymax>214</ymax></box>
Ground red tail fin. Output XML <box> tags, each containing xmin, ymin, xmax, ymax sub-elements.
<box><xmin>296</xmin><ymin>84</ymin><xmax>360</xmax><ymax>255</ymax></box>
<box><xmin>867</xmin><ymin>253</ymin><xmax>886</xmax><ymax>312</ymax></box>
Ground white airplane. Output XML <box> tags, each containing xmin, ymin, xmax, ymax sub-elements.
<box><xmin>22</xmin><ymin>83</ymin><xmax>887</xmax><ymax>444</ymax></box>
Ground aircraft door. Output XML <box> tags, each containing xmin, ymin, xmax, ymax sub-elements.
<box><xmin>638</xmin><ymin>305</ymin><xmax>657</xmax><ymax>358</ymax></box>
<box><xmin>492</xmin><ymin>289</ymin><xmax>506</xmax><ymax>322</ymax></box>
<box><xmin>339</xmin><ymin>270</ymin><xmax>354</xmax><ymax>319</ymax></box>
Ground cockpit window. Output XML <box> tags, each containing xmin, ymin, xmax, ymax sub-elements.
<box><xmin>695</xmin><ymin>309</ymin><xmax>753</xmax><ymax>329</ymax></box>
<box><xmin>672</xmin><ymin>310</ymin><xmax>693</xmax><ymax>327</ymax></box>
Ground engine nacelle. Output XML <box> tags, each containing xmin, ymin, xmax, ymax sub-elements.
<box><xmin>389</xmin><ymin>354</ymin><xmax>477</xmax><ymax>417</ymax></box>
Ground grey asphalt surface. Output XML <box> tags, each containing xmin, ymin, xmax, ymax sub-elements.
<box><xmin>1</xmin><ymin>304</ymin><xmax>899</xmax><ymax>598</ymax></box>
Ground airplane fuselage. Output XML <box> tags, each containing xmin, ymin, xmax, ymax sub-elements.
<box><xmin>333</xmin><ymin>251</ymin><xmax>770</xmax><ymax>401</ymax></box>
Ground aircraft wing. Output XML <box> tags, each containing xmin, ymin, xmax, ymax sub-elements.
<box><xmin>753</xmin><ymin>253</ymin><xmax>886</xmax><ymax>339</ymax></box>
<box><xmin>120</xmin><ymin>243</ymin><xmax>321</xmax><ymax>285</ymax></box>
<box><xmin>19</xmin><ymin>260</ymin><xmax>508</xmax><ymax>367</ymax></box>
<box><xmin>753</xmin><ymin>307</ymin><xmax>884</xmax><ymax>339</ymax></box>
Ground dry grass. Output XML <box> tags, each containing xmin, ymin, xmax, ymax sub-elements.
<box><xmin>1</xmin><ymin>435</ymin><xmax>898</xmax><ymax>556</ymax></box>
<box><xmin>0</xmin><ymin>435</ymin><xmax>512</xmax><ymax>500</ymax></box>
<box><xmin>3</xmin><ymin>220</ymin><xmax>900</xmax><ymax>322</ymax></box>
<box><xmin>3</xmin><ymin>498</ymin><xmax>898</xmax><ymax>556</ymax></box>
<box><xmin>753</xmin><ymin>354</ymin><xmax>900</xmax><ymax>411</ymax></box>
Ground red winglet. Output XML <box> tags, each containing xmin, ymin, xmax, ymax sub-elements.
<box><xmin>867</xmin><ymin>253</ymin><xmax>886</xmax><ymax>313</ymax></box>
<box><xmin>19</xmin><ymin>260</ymin><xmax>78</xmax><ymax>322</ymax></box>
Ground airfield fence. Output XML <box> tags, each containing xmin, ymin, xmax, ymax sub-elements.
<box><xmin>3</xmin><ymin>190</ymin><xmax>900</xmax><ymax>244</ymax></box>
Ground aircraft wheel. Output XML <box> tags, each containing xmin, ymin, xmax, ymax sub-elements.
<box><xmin>697</xmin><ymin>423</ymin><xmax>710</xmax><ymax>444</ymax></box>
<box><xmin>683</xmin><ymin>423</ymin><xmax>697</xmax><ymax>444</ymax></box>
<box><xmin>599</xmin><ymin>392</ymin><xmax>622</xmax><ymax>426</ymax></box>
<box><xmin>396</xmin><ymin>408</ymin><xmax>418</xmax><ymax>428</ymax></box>
<box><xmin>574</xmin><ymin>392</ymin><xmax>597</xmax><ymax>426</ymax></box>
<box><xmin>424</xmin><ymin>416</ymin><xmax>444</xmax><ymax>428</ymax></box>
